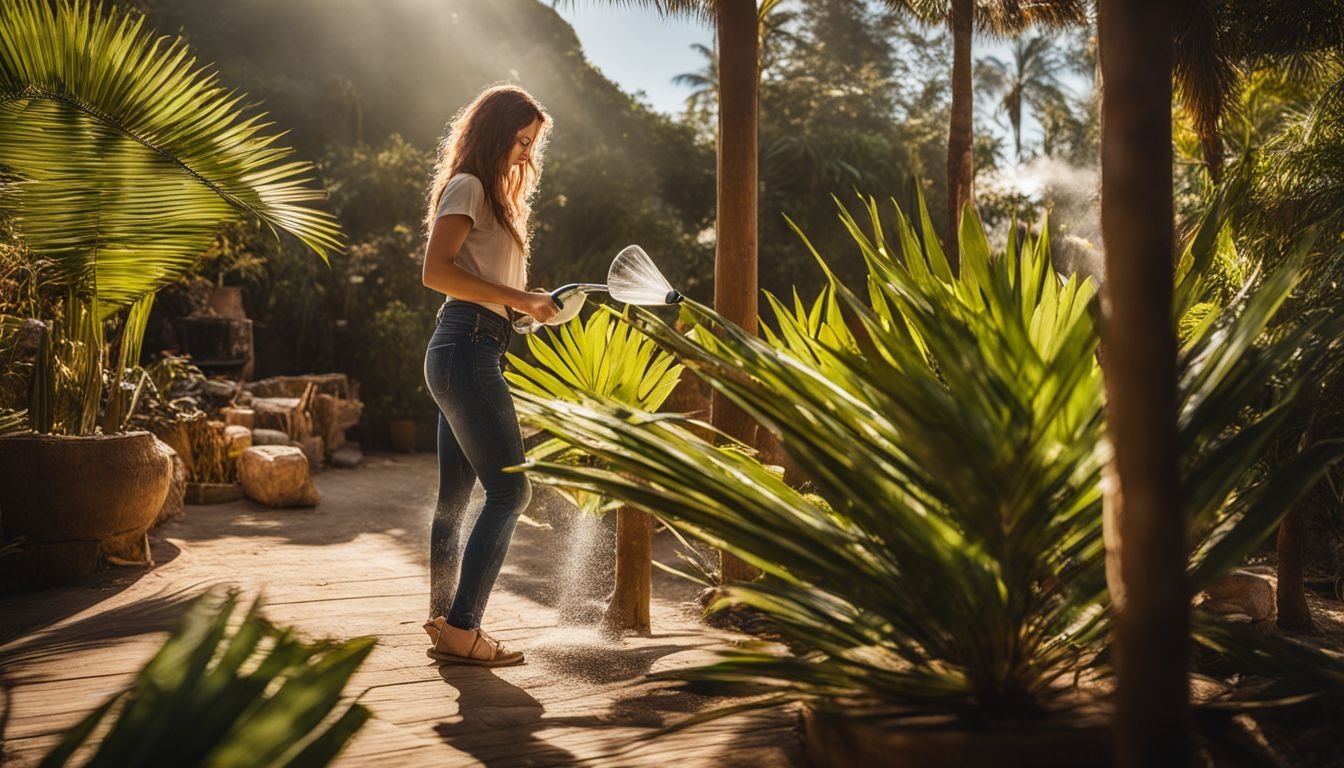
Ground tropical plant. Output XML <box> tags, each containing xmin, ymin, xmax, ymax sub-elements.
<box><xmin>883</xmin><ymin>0</ymin><xmax>1086</xmax><ymax>265</ymax></box>
<box><xmin>507</xmin><ymin>307</ymin><xmax>684</xmax><ymax>631</ymax></box>
<box><xmin>976</xmin><ymin>35</ymin><xmax>1072</xmax><ymax>162</ymax></box>
<box><xmin>359</xmin><ymin>300</ymin><xmax>430</xmax><ymax>422</ymax></box>
<box><xmin>1173</xmin><ymin>0</ymin><xmax>1344</xmax><ymax>182</ymax></box>
<box><xmin>39</xmin><ymin>589</ymin><xmax>374</xmax><ymax>768</ymax></box>
<box><xmin>507</xmin><ymin>308</ymin><xmax>684</xmax><ymax>425</ymax></box>
<box><xmin>0</xmin><ymin>0</ymin><xmax>341</xmax><ymax>435</ymax></box>
<box><xmin>512</xmin><ymin>193</ymin><xmax>1344</xmax><ymax>723</ymax></box>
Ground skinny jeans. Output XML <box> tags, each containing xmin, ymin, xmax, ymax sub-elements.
<box><xmin>423</xmin><ymin>301</ymin><xmax>531</xmax><ymax>629</ymax></box>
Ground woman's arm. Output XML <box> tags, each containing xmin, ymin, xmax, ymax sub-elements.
<box><xmin>422</xmin><ymin>214</ymin><xmax>558</xmax><ymax>321</ymax></box>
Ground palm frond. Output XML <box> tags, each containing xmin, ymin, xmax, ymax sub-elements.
<box><xmin>516</xmin><ymin>188</ymin><xmax>1344</xmax><ymax>724</ymax></box>
<box><xmin>0</xmin><ymin>0</ymin><xmax>341</xmax><ymax>315</ymax></box>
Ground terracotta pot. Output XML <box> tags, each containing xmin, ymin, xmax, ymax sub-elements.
<box><xmin>0</xmin><ymin>431</ymin><xmax>173</xmax><ymax>582</ymax></box>
<box><xmin>388</xmin><ymin>419</ymin><xmax>417</xmax><ymax>453</ymax></box>
<box><xmin>803</xmin><ymin>701</ymin><xmax>1112</xmax><ymax>768</ymax></box>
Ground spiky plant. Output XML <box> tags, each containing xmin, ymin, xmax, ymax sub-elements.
<box><xmin>512</xmin><ymin>193</ymin><xmax>1344</xmax><ymax>719</ymax></box>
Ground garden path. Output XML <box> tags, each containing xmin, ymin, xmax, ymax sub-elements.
<box><xmin>0</xmin><ymin>453</ymin><xmax>806</xmax><ymax>767</ymax></box>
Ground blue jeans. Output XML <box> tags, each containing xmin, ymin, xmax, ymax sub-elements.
<box><xmin>424</xmin><ymin>301</ymin><xmax>532</xmax><ymax>629</ymax></box>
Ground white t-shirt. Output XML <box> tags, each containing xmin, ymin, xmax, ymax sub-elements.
<box><xmin>434</xmin><ymin>173</ymin><xmax>527</xmax><ymax>318</ymax></box>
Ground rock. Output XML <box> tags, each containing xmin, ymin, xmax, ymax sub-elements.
<box><xmin>252</xmin><ymin>396</ymin><xmax>311</xmax><ymax>440</ymax></box>
<box><xmin>237</xmin><ymin>446</ymin><xmax>320</xmax><ymax>508</ymax></box>
<box><xmin>155</xmin><ymin>444</ymin><xmax>188</xmax><ymax>526</ymax></box>
<box><xmin>222</xmin><ymin>406</ymin><xmax>255</xmax><ymax>429</ymax></box>
<box><xmin>203</xmin><ymin>379</ymin><xmax>238</xmax><ymax>400</ymax></box>
<box><xmin>1198</xmin><ymin>570</ymin><xmax>1275</xmax><ymax>622</ymax></box>
<box><xmin>224</xmin><ymin>424</ymin><xmax>253</xmax><ymax>453</ymax></box>
<box><xmin>248</xmin><ymin>374</ymin><xmax>350</xmax><ymax>400</ymax></box>
<box><xmin>251</xmin><ymin>428</ymin><xmax>291</xmax><ymax>446</ymax></box>
<box><xmin>298</xmin><ymin>435</ymin><xmax>325</xmax><ymax>470</ymax></box>
<box><xmin>330</xmin><ymin>445</ymin><xmax>363</xmax><ymax>469</ymax></box>
<box><xmin>312</xmin><ymin>393</ymin><xmax>363</xmax><ymax>452</ymax></box>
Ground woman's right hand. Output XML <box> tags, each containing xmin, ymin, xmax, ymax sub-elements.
<box><xmin>515</xmin><ymin>290</ymin><xmax>560</xmax><ymax>324</ymax></box>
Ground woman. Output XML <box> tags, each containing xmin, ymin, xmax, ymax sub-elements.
<box><xmin>419</xmin><ymin>84</ymin><xmax>558</xmax><ymax>667</ymax></box>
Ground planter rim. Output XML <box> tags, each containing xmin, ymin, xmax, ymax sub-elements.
<box><xmin>802</xmin><ymin>698</ymin><xmax>1113</xmax><ymax>731</ymax></box>
<box><xmin>0</xmin><ymin>429</ymin><xmax>158</xmax><ymax>443</ymax></box>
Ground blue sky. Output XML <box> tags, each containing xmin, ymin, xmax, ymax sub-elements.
<box><xmin>553</xmin><ymin>3</ymin><xmax>1086</xmax><ymax>153</ymax></box>
<box><xmin>554</xmin><ymin>4</ymin><xmax>712</xmax><ymax>117</ymax></box>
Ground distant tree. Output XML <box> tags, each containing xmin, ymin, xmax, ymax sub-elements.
<box><xmin>884</xmin><ymin>0</ymin><xmax>1086</xmax><ymax>268</ymax></box>
<box><xmin>673</xmin><ymin>42</ymin><xmax>718</xmax><ymax>135</ymax></box>
<box><xmin>976</xmin><ymin>34</ymin><xmax>1071</xmax><ymax>162</ymax></box>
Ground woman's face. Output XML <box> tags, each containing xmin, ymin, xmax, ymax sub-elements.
<box><xmin>508</xmin><ymin>117</ymin><xmax>543</xmax><ymax>168</ymax></box>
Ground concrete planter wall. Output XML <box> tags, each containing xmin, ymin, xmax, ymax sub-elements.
<box><xmin>0</xmin><ymin>430</ymin><xmax>173</xmax><ymax>584</ymax></box>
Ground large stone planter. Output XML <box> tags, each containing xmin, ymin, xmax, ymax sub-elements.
<box><xmin>803</xmin><ymin>701</ymin><xmax>1112</xmax><ymax>768</ymax></box>
<box><xmin>0</xmin><ymin>431</ymin><xmax>173</xmax><ymax>584</ymax></box>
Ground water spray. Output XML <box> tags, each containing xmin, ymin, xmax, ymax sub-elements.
<box><xmin>513</xmin><ymin>245</ymin><xmax>684</xmax><ymax>335</ymax></box>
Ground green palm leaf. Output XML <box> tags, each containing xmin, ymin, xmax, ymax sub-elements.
<box><xmin>0</xmin><ymin>0</ymin><xmax>342</xmax><ymax>434</ymax></box>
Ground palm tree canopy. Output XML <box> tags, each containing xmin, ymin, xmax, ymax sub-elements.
<box><xmin>976</xmin><ymin>34</ymin><xmax>1070</xmax><ymax>159</ymax></box>
<box><xmin>0</xmin><ymin>0</ymin><xmax>342</xmax><ymax>315</ymax></box>
<box><xmin>885</xmin><ymin>0</ymin><xmax>1087</xmax><ymax>36</ymax></box>
<box><xmin>1174</xmin><ymin>0</ymin><xmax>1344</xmax><ymax>164</ymax></box>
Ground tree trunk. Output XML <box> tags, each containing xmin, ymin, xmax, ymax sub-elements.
<box><xmin>945</xmin><ymin>0</ymin><xmax>974</xmax><ymax>271</ymax></box>
<box><xmin>1276</xmin><ymin>502</ymin><xmax>1315</xmax><ymax>631</ymax></box>
<box><xmin>1200</xmin><ymin>131</ymin><xmax>1224</xmax><ymax>186</ymax></box>
<box><xmin>604</xmin><ymin>506</ymin><xmax>654</xmax><ymax>634</ymax></box>
<box><xmin>1098</xmin><ymin>1</ymin><xmax>1190</xmax><ymax>766</ymax></box>
<box><xmin>713</xmin><ymin>0</ymin><xmax>762</xmax><ymax>585</ymax></box>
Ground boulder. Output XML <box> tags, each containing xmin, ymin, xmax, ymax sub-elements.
<box><xmin>238</xmin><ymin>446</ymin><xmax>320</xmax><ymax>508</ymax></box>
<box><xmin>312</xmin><ymin>393</ymin><xmax>363</xmax><ymax>452</ymax></box>
<box><xmin>251</xmin><ymin>428</ymin><xmax>291</xmax><ymax>446</ymax></box>
<box><xmin>222</xmin><ymin>406</ymin><xmax>255</xmax><ymax>429</ymax></box>
<box><xmin>155</xmin><ymin>444</ymin><xmax>189</xmax><ymax>526</ymax></box>
<box><xmin>298</xmin><ymin>435</ymin><xmax>325</xmax><ymax>470</ymax></box>
<box><xmin>248</xmin><ymin>373</ymin><xmax>351</xmax><ymax>400</ymax></box>
<box><xmin>224</xmin><ymin>424</ymin><xmax>253</xmax><ymax>453</ymax></box>
<box><xmin>1197</xmin><ymin>570</ymin><xmax>1275</xmax><ymax>622</ymax></box>
<box><xmin>330</xmin><ymin>445</ymin><xmax>363</xmax><ymax>469</ymax></box>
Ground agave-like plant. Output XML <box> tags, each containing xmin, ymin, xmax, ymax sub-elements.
<box><xmin>39</xmin><ymin>590</ymin><xmax>374</xmax><ymax>768</ymax></box>
<box><xmin>512</xmin><ymin>192</ymin><xmax>1344</xmax><ymax>718</ymax></box>
<box><xmin>0</xmin><ymin>0</ymin><xmax>342</xmax><ymax>434</ymax></box>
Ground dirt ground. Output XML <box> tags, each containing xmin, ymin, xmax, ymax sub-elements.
<box><xmin>0</xmin><ymin>452</ymin><xmax>806</xmax><ymax>767</ymax></box>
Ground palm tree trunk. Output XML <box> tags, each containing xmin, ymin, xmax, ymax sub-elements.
<box><xmin>1098</xmin><ymin>0</ymin><xmax>1190</xmax><ymax>765</ymax></box>
<box><xmin>605</xmin><ymin>505</ymin><xmax>654</xmax><ymax>634</ymax></box>
<box><xmin>1276</xmin><ymin>500</ymin><xmax>1316</xmax><ymax>631</ymax></box>
<box><xmin>945</xmin><ymin>0</ymin><xmax>974</xmax><ymax>271</ymax></box>
<box><xmin>713</xmin><ymin>0</ymin><xmax>761</xmax><ymax>584</ymax></box>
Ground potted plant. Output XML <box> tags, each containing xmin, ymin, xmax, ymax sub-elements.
<box><xmin>359</xmin><ymin>300</ymin><xmax>430</xmax><ymax>453</ymax></box>
<box><xmin>0</xmin><ymin>0</ymin><xmax>340</xmax><ymax>583</ymax></box>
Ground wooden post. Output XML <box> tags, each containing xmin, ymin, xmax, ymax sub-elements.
<box><xmin>604</xmin><ymin>506</ymin><xmax>654</xmax><ymax>634</ymax></box>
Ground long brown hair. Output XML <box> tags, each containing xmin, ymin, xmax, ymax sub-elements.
<box><xmin>425</xmin><ymin>84</ymin><xmax>550</xmax><ymax>251</ymax></box>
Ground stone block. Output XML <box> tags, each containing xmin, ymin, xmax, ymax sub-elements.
<box><xmin>238</xmin><ymin>445</ymin><xmax>320</xmax><ymax>508</ymax></box>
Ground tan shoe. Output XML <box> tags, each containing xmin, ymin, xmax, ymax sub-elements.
<box><xmin>423</xmin><ymin>616</ymin><xmax>525</xmax><ymax>667</ymax></box>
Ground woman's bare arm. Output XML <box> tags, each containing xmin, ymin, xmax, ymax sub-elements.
<box><xmin>422</xmin><ymin>214</ymin><xmax>557</xmax><ymax>320</ymax></box>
